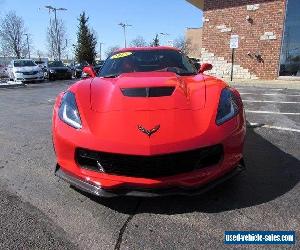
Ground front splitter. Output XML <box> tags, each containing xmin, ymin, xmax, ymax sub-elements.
<box><xmin>55</xmin><ymin>161</ymin><xmax>245</xmax><ymax>198</ymax></box>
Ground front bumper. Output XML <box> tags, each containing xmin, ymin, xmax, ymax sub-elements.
<box><xmin>15</xmin><ymin>73</ymin><xmax>44</xmax><ymax>82</ymax></box>
<box><xmin>53</xmin><ymin>114</ymin><xmax>246</xmax><ymax>194</ymax></box>
<box><xmin>55</xmin><ymin>160</ymin><xmax>245</xmax><ymax>197</ymax></box>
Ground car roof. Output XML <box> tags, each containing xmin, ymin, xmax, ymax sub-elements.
<box><xmin>116</xmin><ymin>46</ymin><xmax>180</xmax><ymax>53</ymax></box>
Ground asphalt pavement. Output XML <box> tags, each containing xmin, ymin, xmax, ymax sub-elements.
<box><xmin>0</xmin><ymin>80</ymin><xmax>299</xmax><ymax>249</ymax></box>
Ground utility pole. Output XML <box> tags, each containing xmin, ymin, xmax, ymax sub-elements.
<box><xmin>45</xmin><ymin>5</ymin><xmax>67</xmax><ymax>61</ymax></box>
<box><xmin>99</xmin><ymin>42</ymin><xmax>104</xmax><ymax>60</ymax></box>
<box><xmin>24</xmin><ymin>34</ymin><xmax>30</xmax><ymax>59</ymax></box>
<box><xmin>118</xmin><ymin>22</ymin><xmax>132</xmax><ymax>48</ymax></box>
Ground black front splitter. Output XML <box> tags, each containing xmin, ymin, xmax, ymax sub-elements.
<box><xmin>55</xmin><ymin>161</ymin><xmax>245</xmax><ymax>198</ymax></box>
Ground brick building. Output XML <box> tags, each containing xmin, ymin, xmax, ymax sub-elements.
<box><xmin>185</xmin><ymin>28</ymin><xmax>202</xmax><ymax>58</ymax></box>
<box><xmin>187</xmin><ymin>0</ymin><xmax>300</xmax><ymax>80</ymax></box>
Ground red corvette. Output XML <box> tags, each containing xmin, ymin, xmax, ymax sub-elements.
<box><xmin>52</xmin><ymin>47</ymin><xmax>246</xmax><ymax>197</ymax></box>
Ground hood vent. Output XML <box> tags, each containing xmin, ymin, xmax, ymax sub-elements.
<box><xmin>121</xmin><ymin>87</ymin><xmax>175</xmax><ymax>97</ymax></box>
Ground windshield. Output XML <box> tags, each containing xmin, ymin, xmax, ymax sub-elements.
<box><xmin>48</xmin><ymin>61</ymin><xmax>65</xmax><ymax>67</ymax></box>
<box><xmin>14</xmin><ymin>60</ymin><xmax>36</xmax><ymax>67</ymax></box>
<box><xmin>35</xmin><ymin>61</ymin><xmax>45</xmax><ymax>65</ymax></box>
<box><xmin>99</xmin><ymin>49</ymin><xmax>197</xmax><ymax>77</ymax></box>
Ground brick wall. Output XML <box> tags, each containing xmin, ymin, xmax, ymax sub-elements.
<box><xmin>202</xmin><ymin>0</ymin><xmax>286</xmax><ymax>79</ymax></box>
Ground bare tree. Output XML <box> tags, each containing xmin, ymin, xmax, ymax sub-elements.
<box><xmin>174</xmin><ymin>36</ymin><xmax>193</xmax><ymax>55</ymax></box>
<box><xmin>47</xmin><ymin>18</ymin><xmax>67</xmax><ymax>60</ymax></box>
<box><xmin>105</xmin><ymin>46</ymin><xmax>120</xmax><ymax>58</ymax></box>
<box><xmin>150</xmin><ymin>34</ymin><xmax>160</xmax><ymax>47</ymax></box>
<box><xmin>35</xmin><ymin>49</ymin><xmax>45</xmax><ymax>59</ymax></box>
<box><xmin>0</xmin><ymin>11</ymin><xmax>28</xmax><ymax>58</ymax></box>
<box><xmin>130</xmin><ymin>36</ymin><xmax>146</xmax><ymax>47</ymax></box>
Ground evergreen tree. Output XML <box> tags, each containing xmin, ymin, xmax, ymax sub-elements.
<box><xmin>150</xmin><ymin>34</ymin><xmax>160</xmax><ymax>47</ymax></box>
<box><xmin>75</xmin><ymin>12</ymin><xmax>97</xmax><ymax>64</ymax></box>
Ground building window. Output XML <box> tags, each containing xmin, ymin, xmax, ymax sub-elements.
<box><xmin>280</xmin><ymin>0</ymin><xmax>300</xmax><ymax>76</ymax></box>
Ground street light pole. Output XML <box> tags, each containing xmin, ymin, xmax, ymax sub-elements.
<box><xmin>99</xmin><ymin>42</ymin><xmax>104</xmax><ymax>60</ymax></box>
<box><xmin>118</xmin><ymin>22</ymin><xmax>132</xmax><ymax>48</ymax></box>
<box><xmin>24</xmin><ymin>34</ymin><xmax>30</xmax><ymax>59</ymax></box>
<box><xmin>53</xmin><ymin>9</ymin><xmax>60</xmax><ymax>60</ymax></box>
<box><xmin>45</xmin><ymin>5</ymin><xmax>67</xmax><ymax>61</ymax></box>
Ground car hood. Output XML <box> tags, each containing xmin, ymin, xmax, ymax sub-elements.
<box><xmin>66</xmin><ymin>74</ymin><xmax>230</xmax><ymax>155</ymax></box>
<box><xmin>13</xmin><ymin>66</ymin><xmax>40</xmax><ymax>72</ymax></box>
<box><xmin>90</xmin><ymin>72</ymin><xmax>206</xmax><ymax>112</ymax></box>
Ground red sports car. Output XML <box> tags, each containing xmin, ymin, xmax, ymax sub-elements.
<box><xmin>52</xmin><ymin>47</ymin><xmax>246</xmax><ymax>197</ymax></box>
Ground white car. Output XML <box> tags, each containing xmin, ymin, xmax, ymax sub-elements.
<box><xmin>0</xmin><ymin>64</ymin><xmax>9</xmax><ymax>79</ymax></box>
<box><xmin>7</xmin><ymin>59</ymin><xmax>44</xmax><ymax>82</ymax></box>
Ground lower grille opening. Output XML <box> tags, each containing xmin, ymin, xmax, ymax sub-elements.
<box><xmin>75</xmin><ymin>145</ymin><xmax>223</xmax><ymax>178</ymax></box>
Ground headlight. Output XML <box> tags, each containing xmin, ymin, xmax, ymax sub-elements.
<box><xmin>58</xmin><ymin>92</ymin><xmax>82</xmax><ymax>129</ymax></box>
<box><xmin>50</xmin><ymin>69</ymin><xmax>55</xmax><ymax>73</ymax></box>
<box><xmin>216</xmin><ymin>88</ymin><xmax>239</xmax><ymax>125</ymax></box>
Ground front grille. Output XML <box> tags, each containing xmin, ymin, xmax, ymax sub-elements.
<box><xmin>19</xmin><ymin>77</ymin><xmax>38</xmax><ymax>80</ymax></box>
<box><xmin>75</xmin><ymin>145</ymin><xmax>223</xmax><ymax>178</ymax></box>
<box><xmin>121</xmin><ymin>87</ymin><xmax>175</xmax><ymax>97</ymax></box>
<box><xmin>23</xmin><ymin>71</ymin><xmax>38</xmax><ymax>75</ymax></box>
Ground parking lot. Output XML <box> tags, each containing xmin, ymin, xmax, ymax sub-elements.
<box><xmin>0</xmin><ymin>80</ymin><xmax>299</xmax><ymax>249</ymax></box>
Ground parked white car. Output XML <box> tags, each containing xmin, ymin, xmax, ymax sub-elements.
<box><xmin>7</xmin><ymin>59</ymin><xmax>44</xmax><ymax>82</ymax></box>
<box><xmin>0</xmin><ymin>64</ymin><xmax>9</xmax><ymax>79</ymax></box>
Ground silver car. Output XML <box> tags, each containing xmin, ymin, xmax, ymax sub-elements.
<box><xmin>7</xmin><ymin>59</ymin><xmax>44</xmax><ymax>82</ymax></box>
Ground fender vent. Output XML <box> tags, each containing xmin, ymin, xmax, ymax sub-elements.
<box><xmin>121</xmin><ymin>87</ymin><xmax>175</xmax><ymax>97</ymax></box>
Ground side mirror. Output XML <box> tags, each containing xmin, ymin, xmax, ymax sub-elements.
<box><xmin>199</xmin><ymin>63</ymin><xmax>213</xmax><ymax>73</ymax></box>
<box><xmin>82</xmin><ymin>66</ymin><xmax>96</xmax><ymax>78</ymax></box>
<box><xmin>193</xmin><ymin>62</ymin><xmax>200</xmax><ymax>71</ymax></box>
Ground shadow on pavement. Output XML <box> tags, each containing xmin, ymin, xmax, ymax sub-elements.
<box><xmin>79</xmin><ymin>127</ymin><xmax>300</xmax><ymax>215</ymax></box>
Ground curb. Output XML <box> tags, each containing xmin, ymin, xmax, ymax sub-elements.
<box><xmin>226</xmin><ymin>81</ymin><xmax>300</xmax><ymax>90</ymax></box>
<box><xmin>0</xmin><ymin>82</ymin><xmax>26</xmax><ymax>88</ymax></box>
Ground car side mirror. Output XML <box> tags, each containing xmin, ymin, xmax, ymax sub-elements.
<box><xmin>193</xmin><ymin>62</ymin><xmax>200</xmax><ymax>71</ymax></box>
<box><xmin>199</xmin><ymin>63</ymin><xmax>213</xmax><ymax>73</ymax></box>
<box><xmin>82</xmin><ymin>66</ymin><xmax>96</xmax><ymax>78</ymax></box>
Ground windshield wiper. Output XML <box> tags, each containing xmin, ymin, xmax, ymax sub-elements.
<box><xmin>177</xmin><ymin>72</ymin><xmax>197</xmax><ymax>76</ymax></box>
<box><xmin>155</xmin><ymin>67</ymin><xmax>196</xmax><ymax>76</ymax></box>
<box><xmin>101</xmin><ymin>74</ymin><xmax>120</xmax><ymax>78</ymax></box>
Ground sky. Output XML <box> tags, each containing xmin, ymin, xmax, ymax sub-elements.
<box><xmin>0</xmin><ymin>0</ymin><xmax>202</xmax><ymax>58</ymax></box>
